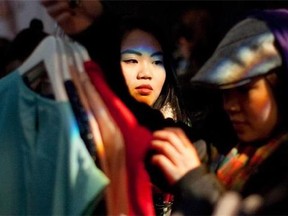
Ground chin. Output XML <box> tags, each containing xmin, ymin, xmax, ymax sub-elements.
<box><xmin>135</xmin><ymin>98</ymin><xmax>152</xmax><ymax>106</ymax></box>
<box><xmin>238</xmin><ymin>133</ymin><xmax>259</xmax><ymax>144</ymax></box>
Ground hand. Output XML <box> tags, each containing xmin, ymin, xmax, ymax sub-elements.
<box><xmin>41</xmin><ymin>0</ymin><xmax>103</xmax><ymax>34</ymax></box>
<box><xmin>150</xmin><ymin>127</ymin><xmax>201</xmax><ymax>185</ymax></box>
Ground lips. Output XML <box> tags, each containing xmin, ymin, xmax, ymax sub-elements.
<box><xmin>135</xmin><ymin>85</ymin><xmax>153</xmax><ymax>95</ymax></box>
<box><xmin>230</xmin><ymin>119</ymin><xmax>247</xmax><ymax>132</ymax></box>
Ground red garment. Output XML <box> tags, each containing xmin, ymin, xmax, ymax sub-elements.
<box><xmin>85</xmin><ymin>61</ymin><xmax>155</xmax><ymax>216</ymax></box>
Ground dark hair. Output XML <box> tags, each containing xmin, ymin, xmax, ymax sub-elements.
<box><xmin>118</xmin><ymin>16</ymin><xmax>191</xmax><ymax>124</ymax></box>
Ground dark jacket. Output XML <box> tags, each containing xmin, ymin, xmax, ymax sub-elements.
<box><xmin>171</xmin><ymin>134</ymin><xmax>288</xmax><ymax>215</ymax></box>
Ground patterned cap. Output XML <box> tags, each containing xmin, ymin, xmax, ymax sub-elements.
<box><xmin>191</xmin><ymin>17</ymin><xmax>282</xmax><ymax>89</ymax></box>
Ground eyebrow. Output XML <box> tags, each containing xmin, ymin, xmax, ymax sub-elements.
<box><xmin>151</xmin><ymin>51</ymin><xmax>164</xmax><ymax>57</ymax></box>
<box><xmin>121</xmin><ymin>50</ymin><xmax>142</xmax><ymax>56</ymax></box>
<box><xmin>121</xmin><ymin>49</ymin><xmax>164</xmax><ymax>57</ymax></box>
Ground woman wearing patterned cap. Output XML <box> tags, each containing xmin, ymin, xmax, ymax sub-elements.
<box><xmin>150</xmin><ymin>9</ymin><xmax>288</xmax><ymax>215</ymax></box>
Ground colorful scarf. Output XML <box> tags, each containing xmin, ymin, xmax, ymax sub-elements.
<box><xmin>217</xmin><ymin>133</ymin><xmax>288</xmax><ymax>191</ymax></box>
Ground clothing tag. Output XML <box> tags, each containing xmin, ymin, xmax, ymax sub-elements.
<box><xmin>22</xmin><ymin>61</ymin><xmax>55</xmax><ymax>99</ymax></box>
<box><xmin>22</xmin><ymin>61</ymin><xmax>45</xmax><ymax>81</ymax></box>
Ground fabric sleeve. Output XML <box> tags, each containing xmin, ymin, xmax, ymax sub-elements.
<box><xmin>171</xmin><ymin>165</ymin><xmax>225</xmax><ymax>215</ymax></box>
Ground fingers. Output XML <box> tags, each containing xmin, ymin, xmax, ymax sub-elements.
<box><xmin>151</xmin><ymin>139</ymin><xmax>183</xmax><ymax>166</ymax></box>
<box><xmin>164</xmin><ymin>127</ymin><xmax>195</xmax><ymax>148</ymax></box>
<box><xmin>152</xmin><ymin>129</ymin><xmax>188</xmax><ymax>155</ymax></box>
<box><xmin>41</xmin><ymin>0</ymin><xmax>70</xmax><ymax>13</ymax></box>
<box><xmin>41</xmin><ymin>0</ymin><xmax>102</xmax><ymax>19</ymax></box>
<box><xmin>151</xmin><ymin>129</ymin><xmax>200</xmax><ymax>168</ymax></box>
<box><xmin>165</xmin><ymin>127</ymin><xmax>202</xmax><ymax>160</ymax></box>
<box><xmin>150</xmin><ymin>127</ymin><xmax>202</xmax><ymax>184</ymax></box>
<box><xmin>41</xmin><ymin>0</ymin><xmax>102</xmax><ymax>34</ymax></box>
<box><xmin>79</xmin><ymin>0</ymin><xmax>103</xmax><ymax>19</ymax></box>
<box><xmin>41</xmin><ymin>0</ymin><xmax>73</xmax><ymax>23</ymax></box>
<box><xmin>151</xmin><ymin>154</ymin><xmax>178</xmax><ymax>184</ymax></box>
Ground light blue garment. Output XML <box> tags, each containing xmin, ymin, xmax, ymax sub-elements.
<box><xmin>0</xmin><ymin>70</ymin><xmax>109</xmax><ymax>215</ymax></box>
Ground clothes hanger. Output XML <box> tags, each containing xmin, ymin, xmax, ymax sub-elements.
<box><xmin>17</xmin><ymin>35</ymin><xmax>68</xmax><ymax>101</ymax></box>
<box><xmin>56</xmin><ymin>37</ymin><xmax>72</xmax><ymax>81</ymax></box>
<box><xmin>57</xmin><ymin>35</ymin><xmax>86</xmax><ymax>77</ymax></box>
<box><xmin>72</xmin><ymin>42</ymin><xmax>91</xmax><ymax>66</ymax></box>
<box><xmin>69</xmin><ymin>42</ymin><xmax>86</xmax><ymax>74</ymax></box>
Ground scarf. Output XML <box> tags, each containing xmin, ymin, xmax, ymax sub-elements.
<box><xmin>217</xmin><ymin>133</ymin><xmax>288</xmax><ymax>191</ymax></box>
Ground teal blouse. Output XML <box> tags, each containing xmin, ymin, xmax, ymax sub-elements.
<box><xmin>0</xmin><ymin>71</ymin><xmax>109</xmax><ymax>215</ymax></box>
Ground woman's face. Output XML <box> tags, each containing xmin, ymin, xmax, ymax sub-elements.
<box><xmin>223</xmin><ymin>77</ymin><xmax>278</xmax><ymax>143</ymax></box>
<box><xmin>120</xmin><ymin>29</ymin><xmax>166</xmax><ymax>106</ymax></box>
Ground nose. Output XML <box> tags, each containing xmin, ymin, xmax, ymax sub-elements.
<box><xmin>137</xmin><ymin>62</ymin><xmax>152</xmax><ymax>80</ymax></box>
<box><xmin>223</xmin><ymin>91</ymin><xmax>240</xmax><ymax>113</ymax></box>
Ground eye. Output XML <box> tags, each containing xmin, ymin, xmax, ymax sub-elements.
<box><xmin>122</xmin><ymin>59</ymin><xmax>138</xmax><ymax>64</ymax></box>
<box><xmin>154</xmin><ymin>60</ymin><xmax>164</xmax><ymax>65</ymax></box>
<box><xmin>153</xmin><ymin>60</ymin><xmax>164</xmax><ymax>66</ymax></box>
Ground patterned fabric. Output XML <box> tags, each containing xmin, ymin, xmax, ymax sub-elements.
<box><xmin>217</xmin><ymin>133</ymin><xmax>288</xmax><ymax>191</ymax></box>
<box><xmin>64</xmin><ymin>80</ymin><xmax>97</xmax><ymax>161</ymax></box>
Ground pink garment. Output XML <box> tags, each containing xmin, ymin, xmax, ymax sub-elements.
<box><xmin>85</xmin><ymin>61</ymin><xmax>155</xmax><ymax>216</ymax></box>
